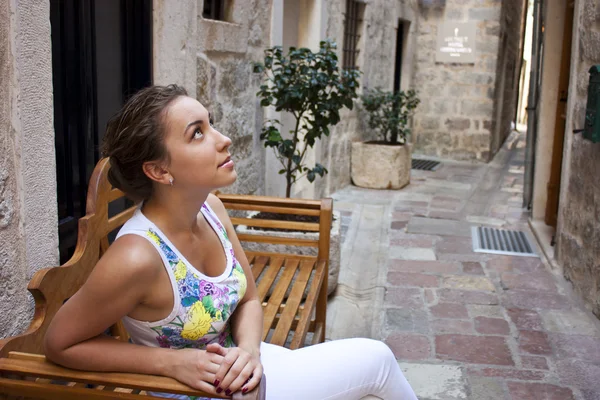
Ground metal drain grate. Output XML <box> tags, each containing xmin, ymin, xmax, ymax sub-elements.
<box><xmin>412</xmin><ymin>159</ymin><xmax>441</xmax><ymax>171</ymax></box>
<box><xmin>472</xmin><ymin>226</ymin><xmax>538</xmax><ymax>257</ymax></box>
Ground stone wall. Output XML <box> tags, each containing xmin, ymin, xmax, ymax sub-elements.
<box><xmin>0</xmin><ymin>0</ymin><xmax>58</xmax><ymax>339</ymax></box>
<box><xmin>197</xmin><ymin>0</ymin><xmax>269</xmax><ymax>196</ymax></box>
<box><xmin>412</xmin><ymin>0</ymin><xmax>525</xmax><ymax>161</ymax></box>
<box><xmin>556</xmin><ymin>0</ymin><xmax>600</xmax><ymax>318</ymax></box>
<box><xmin>490</xmin><ymin>1</ymin><xmax>526</xmax><ymax>154</ymax></box>
<box><xmin>319</xmin><ymin>0</ymin><xmax>420</xmax><ymax>197</ymax></box>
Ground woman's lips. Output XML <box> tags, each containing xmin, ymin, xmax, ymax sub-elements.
<box><xmin>218</xmin><ymin>158</ymin><xmax>234</xmax><ymax>168</ymax></box>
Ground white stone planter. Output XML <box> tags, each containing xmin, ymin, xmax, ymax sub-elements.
<box><xmin>351</xmin><ymin>141</ymin><xmax>412</xmax><ymax>189</ymax></box>
<box><xmin>236</xmin><ymin>210</ymin><xmax>341</xmax><ymax>296</ymax></box>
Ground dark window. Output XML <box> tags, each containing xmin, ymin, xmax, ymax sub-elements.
<box><xmin>203</xmin><ymin>0</ymin><xmax>226</xmax><ymax>20</ymax></box>
<box><xmin>50</xmin><ymin>0</ymin><xmax>152</xmax><ymax>263</ymax></box>
<box><xmin>342</xmin><ymin>0</ymin><xmax>364</xmax><ymax>70</ymax></box>
<box><xmin>393</xmin><ymin>21</ymin><xmax>405</xmax><ymax>92</ymax></box>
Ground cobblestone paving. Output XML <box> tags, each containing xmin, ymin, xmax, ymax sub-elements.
<box><xmin>328</xmin><ymin>132</ymin><xmax>600</xmax><ymax>400</ymax></box>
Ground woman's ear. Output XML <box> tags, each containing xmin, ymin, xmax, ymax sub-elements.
<box><xmin>142</xmin><ymin>161</ymin><xmax>171</xmax><ymax>186</ymax></box>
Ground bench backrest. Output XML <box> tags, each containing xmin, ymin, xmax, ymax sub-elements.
<box><xmin>0</xmin><ymin>158</ymin><xmax>332</xmax><ymax>358</ymax></box>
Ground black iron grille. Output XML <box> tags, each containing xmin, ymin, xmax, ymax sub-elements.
<box><xmin>412</xmin><ymin>159</ymin><xmax>441</xmax><ymax>171</ymax></box>
<box><xmin>342</xmin><ymin>0</ymin><xmax>363</xmax><ymax>70</ymax></box>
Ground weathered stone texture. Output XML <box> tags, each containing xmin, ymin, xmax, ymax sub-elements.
<box><xmin>556</xmin><ymin>0</ymin><xmax>600</xmax><ymax>318</ymax></box>
<box><xmin>351</xmin><ymin>143</ymin><xmax>412</xmax><ymax>189</ymax></box>
<box><xmin>195</xmin><ymin>0</ymin><xmax>269</xmax><ymax>196</ymax></box>
<box><xmin>0</xmin><ymin>0</ymin><xmax>58</xmax><ymax>339</ymax></box>
<box><xmin>319</xmin><ymin>0</ymin><xmax>419</xmax><ymax>197</ymax></box>
<box><xmin>412</xmin><ymin>0</ymin><xmax>526</xmax><ymax>162</ymax></box>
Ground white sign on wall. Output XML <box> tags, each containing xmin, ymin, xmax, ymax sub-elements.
<box><xmin>436</xmin><ymin>22</ymin><xmax>477</xmax><ymax>63</ymax></box>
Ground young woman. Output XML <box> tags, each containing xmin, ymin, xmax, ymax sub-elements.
<box><xmin>44</xmin><ymin>85</ymin><xmax>417</xmax><ymax>400</ymax></box>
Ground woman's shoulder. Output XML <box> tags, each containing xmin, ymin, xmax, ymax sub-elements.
<box><xmin>205</xmin><ymin>192</ymin><xmax>225</xmax><ymax>211</ymax></box>
<box><xmin>99</xmin><ymin>233</ymin><xmax>165</xmax><ymax>281</ymax></box>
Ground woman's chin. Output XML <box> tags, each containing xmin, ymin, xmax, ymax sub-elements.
<box><xmin>221</xmin><ymin>171</ymin><xmax>238</xmax><ymax>187</ymax></box>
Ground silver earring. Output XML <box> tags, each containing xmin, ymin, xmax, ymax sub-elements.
<box><xmin>169</xmin><ymin>177</ymin><xmax>174</xmax><ymax>186</ymax></box>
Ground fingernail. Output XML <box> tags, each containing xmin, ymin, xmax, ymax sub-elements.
<box><xmin>214</xmin><ymin>379</ymin><xmax>220</xmax><ymax>387</ymax></box>
<box><xmin>216</xmin><ymin>387</ymin><xmax>223</xmax><ymax>394</ymax></box>
<box><xmin>242</xmin><ymin>387</ymin><xmax>249</xmax><ymax>394</ymax></box>
<box><xmin>225</xmin><ymin>389</ymin><xmax>232</xmax><ymax>396</ymax></box>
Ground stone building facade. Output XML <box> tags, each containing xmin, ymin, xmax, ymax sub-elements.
<box><xmin>527</xmin><ymin>0</ymin><xmax>600</xmax><ymax>319</ymax></box>
<box><xmin>554</xmin><ymin>0</ymin><xmax>600</xmax><ymax>317</ymax></box>
<box><xmin>317</xmin><ymin>0</ymin><xmax>420</xmax><ymax>197</ymax></box>
<box><xmin>412</xmin><ymin>0</ymin><xmax>526</xmax><ymax>161</ymax></box>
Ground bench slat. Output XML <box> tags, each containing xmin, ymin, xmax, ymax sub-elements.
<box><xmin>0</xmin><ymin>377</ymin><xmax>144</xmax><ymax>400</ymax></box>
<box><xmin>0</xmin><ymin>358</ymin><xmax>224</xmax><ymax>398</ymax></box>
<box><xmin>230</xmin><ymin>217</ymin><xmax>320</xmax><ymax>232</ymax></box>
<box><xmin>245</xmin><ymin>251</ymin><xmax>317</xmax><ymax>261</ymax></box>
<box><xmin>290</xmin><ymin>260</ymin><xmax>327</xmax><ymax>349</ymax></box>
<box><xmin>107</xmin><ymin>208</ymin><xmax>136</xmax><ymax>234</ymax></box>
<box><xmin>262</xmin><ymin>259</ymin><xmax>300</xmax><ymax>340</ymax></box>
<box><xmin>270</xmin><ymin>259</ymin><xmax>314</xmax><ymax>347</ymax></box>
<box><xmin>108</xmin><ymin>188</ymin><xmax>126</xmax><ymax>203</ymax></box>
<box><xmin>237</xmin><ymin>233</ymin><xmax>318</xmax><ymax>247</ymax></box>
<box><xmin>222</xmin><ymin>202</ymin><xmax>320</xmax><ymax>216</ymax></box>
<box><xmin>216</xmin><ymin>194</ymin><xmax>321</xmax><ymax>208</ymax></box>
<box><xmin>250</xmin><ymin>255</ymin><xmax>269</xmax><ymax>282</ymax></box>
<box><xmin>255</xmin><ymin>256</ymin><xmax>284</xmax><ymax>304</ymax></box>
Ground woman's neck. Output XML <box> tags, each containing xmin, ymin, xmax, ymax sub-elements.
<box><xmin>141</xmin><ymin>188</ymin><xmax>209</xmax><ymax>235</ymax></box>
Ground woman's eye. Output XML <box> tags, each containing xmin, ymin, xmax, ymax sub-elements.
<box><xmin>193</xmin><ymin>129</ymin><xmax>203</xmax><ymax>140</ymax></box>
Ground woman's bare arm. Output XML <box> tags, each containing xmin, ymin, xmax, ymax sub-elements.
<box><xmin>44</xmin><ymin>235</ymin><xmax>224</xmax><ymax>393</ymax></box>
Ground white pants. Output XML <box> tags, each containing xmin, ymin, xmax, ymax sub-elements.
<box><xmin>260</xmin><ymin>338</ymin><xmax>417</xmax><ymax>400</ymax></box>
<box><xmin>155</xmin><ymin>338</ymin><xmax>417</xmax><ymax>400</ymax></box>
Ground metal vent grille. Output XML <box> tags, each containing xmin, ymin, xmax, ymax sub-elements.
<box><xmin>472</xmin><ymin>226</ymin><xmax>538</xmax><ymax>257</ymax></box>
<box><xmin>412</xmin><ymin>159</ymin><xmax>441</xmax><ymax>171</ymax></box>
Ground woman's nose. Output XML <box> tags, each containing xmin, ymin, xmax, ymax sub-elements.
<box><xmin>215</xmin><ymin>129</ymin><xmax>232</xmax><ymax>150</ymax></box>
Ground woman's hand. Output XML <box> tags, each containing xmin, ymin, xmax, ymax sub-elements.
<box><xmin>165</xmin><ymin>345</ymin><xmax>228</xmax><ymax>395</ymax></box>
<box><xmin>207</xmin><ymin>344</ymin><xmax>263</xmax><ymax>396</ymax></box>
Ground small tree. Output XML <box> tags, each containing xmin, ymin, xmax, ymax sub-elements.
<box><xmin>253</xmin><ymin>40</ymin><xmax>360</xmax><ymax>197</ymax></box>
<box><xmin>361</xmin><ymin>88</ymin><xmax>420</xmax><ymax>144</ymax></box>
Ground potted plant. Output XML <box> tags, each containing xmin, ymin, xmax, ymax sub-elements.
<box><xmin>238</xmin><ymin>40</ymin><xmax>360</xmax><ymax>295</ymax></box>
<box><xmin>352</xmin><ymin>88</ymin><xmax>420</xmax><ymax>189</ymax></box>
<box><xmin>253</xmin><ymin>39</ymin><xmax>360</xmax><ymax>197</ymax></box>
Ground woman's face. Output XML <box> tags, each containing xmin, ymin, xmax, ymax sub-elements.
<box><xmin>162</xmin><ymin>96</ymin><xmax>236</xmax><ymax>191</ymax></box>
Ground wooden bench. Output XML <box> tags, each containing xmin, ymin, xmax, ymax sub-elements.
<box><xmin>0</xmin><ymin>157</ymin><xmax>331</xmax><ymax>399</ymax></box>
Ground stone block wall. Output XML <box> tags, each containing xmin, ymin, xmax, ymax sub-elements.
<box><xmin>556</xmin><ymin>0</ymin><xmax>600</xmax><ymax>318</ymax></box>
<box><xmin>198</xmin><ymin>1</ymin><xmax>271</xmax><ymax>196</ymax></box>
<box><xmin>196</xmin><ymin>0</ymin><xmax>270</xmax><ymax>196</ymax></box>
<box><xmin>319</xmin><ymin>0</ymin><xmax>419</xmax><ymax>197</ymax></box>
<box><xmin>491</xmin><ymin>0</ymin><xmax>526</xmax><ymax>155</ymax></box>
<box><xmin>0</xmin><ymin>0</ymin><xmax>58</xmax><ymax>338</ymax></box>
<box><xmin>412</xmin><ymin>0</ymin><xmax>525</xmax><ymax>161</ymax></box>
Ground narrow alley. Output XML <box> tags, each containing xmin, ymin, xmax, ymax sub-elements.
<box><xmin>327</xmin><ymin>130</ymin><xmax>600</xmax><ymax>400</ymax></box>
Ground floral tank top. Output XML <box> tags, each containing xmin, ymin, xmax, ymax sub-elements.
<box><xmin>116</xmin><ymin>203</ymin><xmax>247</xmax><ymax>399</ymax></box>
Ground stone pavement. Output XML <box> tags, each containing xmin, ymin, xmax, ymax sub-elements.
<box><xmin>326</xmin><ymin>131</ymin><xmax>600</xmax><ymax>400</ymax></box>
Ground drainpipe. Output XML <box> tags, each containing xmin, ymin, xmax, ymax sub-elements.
<box><xmin>523</xmin><ymin>0</ymin><xmax>542</xmax><ymax>209</ymax></box>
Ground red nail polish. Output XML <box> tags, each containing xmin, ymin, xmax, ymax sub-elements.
<box><xmin>225</xmin><ymin>389</ymin><xmax>232</xmax><ymax>396</ymax></box>
<box><xmin>242</xmin><ymin>387</ymin><xmax>248</xmax><ymax>394</ymax></box>
<box><xmin>216</xmin><ymin>387</ymin><xmax>223</xmax><ymax>394</ymax></box>
<box><xmin>214</xmin><ymin>379</ymin><xmax>220</xmax><ymax>387</ymax></box>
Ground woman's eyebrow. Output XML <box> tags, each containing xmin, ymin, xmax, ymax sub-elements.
<box><xmin>183</xmin><ymin>119</ymin><xmax>203</xmax><ymax>135</ymax></box>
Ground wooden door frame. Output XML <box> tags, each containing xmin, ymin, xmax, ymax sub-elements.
<box><xmin>544</xmin><ymin>0</ymin><xmax>574</xmax><ymax>227</ymax></box>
